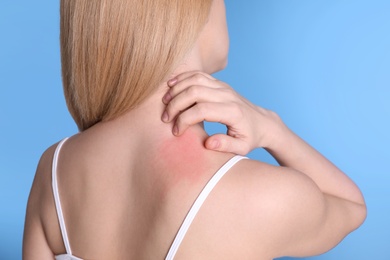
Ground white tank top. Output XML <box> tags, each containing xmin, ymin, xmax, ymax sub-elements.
<box><xmin>52</xmin><ymin>138</ymin><xmax>247</xmax><ymax>260</ymax></box>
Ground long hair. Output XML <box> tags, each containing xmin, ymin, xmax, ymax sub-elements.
<box><xmin>60</xmin><ymin>0</ymin><xmax>213</xmax><ymax>131</ymax></box>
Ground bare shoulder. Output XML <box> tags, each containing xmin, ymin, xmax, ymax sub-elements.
<box><xmin>229</xmin><ymin>159</ymin><xmax>325</xmax><ymax>231</ymax></box>
<box><xmin>26</xmin><ymin>142</ymin><xmax>59</xmax><ymax>212</ymax></box>
<box><xmin>221</xmin><ymin>158</ymin><xmax>324</xmax><ymax>215</ymax></box>
<box><xmin>23</xmin><ymin>142</ymin><xmax>60</xmax><ymax>259</ymax></box>
<box><xmin>186</xmin><ymin>158</ymin><xmax>339</xmax><ymax>258</ymax></box>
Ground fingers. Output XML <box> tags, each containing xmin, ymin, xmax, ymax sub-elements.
<box><xmin>164</xmin><ymin>72</ymin><xmax>223</xmax><ymax>104</ymax></box>
<box><xmin>168</xmin><ymin>71</ymin><xmax>216</xmax><ymax>87</ymax></box>
<box><xmin>205</xmin><ymin>134</ymin><xmax>251</xmax><ymax>155</ymax></box>
<box><xmin>162</xmin><ymin>71</ymin><xmax>244</xmax><ymax>137</ymax></box>
<box><xmin>161</xmin><ymin>71</ymin><xmax>274</xmax><ymax>153</ymax></box>
<box><xmin>162</xmin><ymin>86</ymin><xmax>234</xmax><ymax>123</ymax></box>
<box><xmin>161</xmin><ymin>71</ymin><xmax>261</xmax><ymax>154</ymax></box>
<box><xmin>171</xmin><ymin>102</ymin><xmax>240</xmax><ymax>136</ymax></box>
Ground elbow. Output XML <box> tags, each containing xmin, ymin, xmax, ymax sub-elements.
<box><xmin>356</xmin><ymin>202</ymin><xmax>367</xmax><ymax>230</ymax></box>
<box><xmin>347</xmin><ymin>184</ymin><xmax>367</xmax><ymax>230</ymax></box>
<box><xmin>346</xmin><ymin>200</ymin><xmax>367</xmax><ymax>235</ymax></box>
<box><xmin>353</xmin><ymin>191</ymin><xmax>367</xmax><ymax>230</ymax></box>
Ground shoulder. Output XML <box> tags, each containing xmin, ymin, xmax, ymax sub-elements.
<box><xmin>23</xmin><ymin>141</ymin><xmax>63</xmax><ymax>258</ymax></box>
<box><xmin>27</xmin><ymin>141</ymin><xmax>61</xmax><ymax>210</ymax></box>
<box><xmin>208</xmin><ymin>158</ymin><xmax>327</xmax><ymax>257</ymax></box>
<box><xmin>25</xmin><ymin>139</ymin><xmax>66</xmax><ymax>225</ymax></box>
<box><xmin>232</xmin><ymin>158</ymin><xmax>324</xmax><ymax>217</ymax></box>
<box><xmin>223</xmin><ymin>158</ymin><xmax>324</xmax><ymax>209</ymax></box>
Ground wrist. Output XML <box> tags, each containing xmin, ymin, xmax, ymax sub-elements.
<box><xmin>258</xmin><ymin>109</ymin><xmax>290</xmax><ymax>150</ymax></box>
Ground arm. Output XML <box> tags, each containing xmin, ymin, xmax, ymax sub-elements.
<box><xmin>266</xmin><ymin>119</ymin><xmax>365</xmax><ymax>205</ymax></box>
<box><xmin>23</xmin><ymin>211</ymin><xmax>55</xmax><ymax>260</ymax></box>
<box><xmin>257</xmin><ymin>165</ymin><xmax>366</xmax><ymax>257</ymax></box>
<box><xmin>162</xmin><ymin>71</ymin><xmax>366</xmax><ymax>256</ymax></box>
<box><xmin>23</xmin><ymin>196</ymin><xmax>55</xmax><ymax>260</ymax></box>
<box><xmin>23</xmin><ymin>156</ymin><xmax>55</xmax><ymax>260</ymax></box>
<box><xmin>264</xmin><ymin>122</ymin><xmax>366</xmax><ymax>256</ymax></box>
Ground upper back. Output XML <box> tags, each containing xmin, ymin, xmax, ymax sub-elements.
<box><xmin>28</xmin><ymin>129</ymin><xmax>251</xmax><ymax>258</ymax></box>
<box><xmin>26</xmin><ymin>125</ymin><xmax>328</xmax><ymax>259</ymax></box>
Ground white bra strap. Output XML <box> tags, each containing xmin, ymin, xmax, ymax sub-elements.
<box><xmin>52</xmin><ymin>138</ymin><xmax>72</xmax><ymax>255</ymax></box>
<box><xmin>165</xmin><ymin>155</ymin><xmax>248</xmax><ymax>260</ymax></box>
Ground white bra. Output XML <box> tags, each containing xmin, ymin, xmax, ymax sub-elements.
<box><xmin>52</xmin><ymin>138</ymin><xmax>247</xmax><ymax>260</ymax></box>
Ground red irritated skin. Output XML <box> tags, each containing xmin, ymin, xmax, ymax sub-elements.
<box><xmin>153</xmin><ymin>127</ymin><xmax>210</xmax><ymax>186</ymax></box>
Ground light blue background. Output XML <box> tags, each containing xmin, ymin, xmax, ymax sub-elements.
<box><xmin>1</xmin><ymin>1</ymin><xmax>389</xmax><ymax>259</ymax></box>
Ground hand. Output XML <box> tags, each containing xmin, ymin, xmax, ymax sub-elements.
<box><xmin>161</xmin><ymin>71</ymin><xmax>284</xmax><ymax>155</ymax></box>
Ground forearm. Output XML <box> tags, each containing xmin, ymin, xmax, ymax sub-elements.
<box><xmin>264</xmin><ymin>117</ymin><xmax>365</xmax><ymax>206</ymax></box>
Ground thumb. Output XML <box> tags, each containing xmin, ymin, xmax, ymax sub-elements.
<box><xmin>205</xmin><ymin>134</ymin><xmax>249</xmax><ymax>155</ymax></box>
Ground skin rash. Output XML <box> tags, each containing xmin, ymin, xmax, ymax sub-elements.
<box><xmin>153</xmin><ymin>128</ymin><xmax>210</xmax><ymax>186</ymax></box>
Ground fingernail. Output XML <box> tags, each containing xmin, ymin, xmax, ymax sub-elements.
<box><xmin>163</xmin><ymin>92</ymin><xmax>171</xmax><ymax>103</ymax></box>
<box><xmin>168</xmin><ymin>78</ymin><xmax>178</xmax><ymax>86</ymax></box>
<box><xmin>162</xmin><ymin>111</ymin><xmax>169</xmax><ymax>122</ymax></box>
<box><xmin>173</xmin><ymin>125</ymin><xmax>179</xmax><ymax>136</ymax></box>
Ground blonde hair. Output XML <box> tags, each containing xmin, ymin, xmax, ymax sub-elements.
<box><xmin>60</xmin><ymin>0</ymin><xmax>213</xmax><ymax>131</ymax></box>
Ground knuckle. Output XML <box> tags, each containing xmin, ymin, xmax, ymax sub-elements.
<box><xmin>193</xmin><ymin>73</ymin><xmax>206</xmax><ymax>83</ymax></box>
<box><xmin>218</xmin><ymin>80</ymin><xmax>230</xmax><ymax>88</ymax></box>
<box><xmin>187</xmin><ymin>85</ymin><xmax>201</xmax><ymax>98</ymax></box>
<box><xmin>223</xmin><ymin>88</ymin><xmax>236</xmax><ymax>100</ymax></box>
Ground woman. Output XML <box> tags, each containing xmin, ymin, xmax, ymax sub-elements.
<box><xmin>23</xmin><ymin>0</ymin><xmax>366</xmax><ymax>259</ymax></box>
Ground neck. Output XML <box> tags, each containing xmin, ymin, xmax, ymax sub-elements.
<box><xmin>95</xmin><ymin>81</ymin><xmax>206</xmax><ymax>144</ymax></box>
<box><xmin>87</xmin><ymin>44</ymin><xmax>210</xmax><ymax>146</ymax></box>
<box><xmin>113</xmin><ymin>88</ymin><xmax>206</xmax><ymax>140</ymax></box>
<box><xmin>111</xmin><ymin>46</ymin><xmax>206</xmax><ymax>131</ymax></box>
